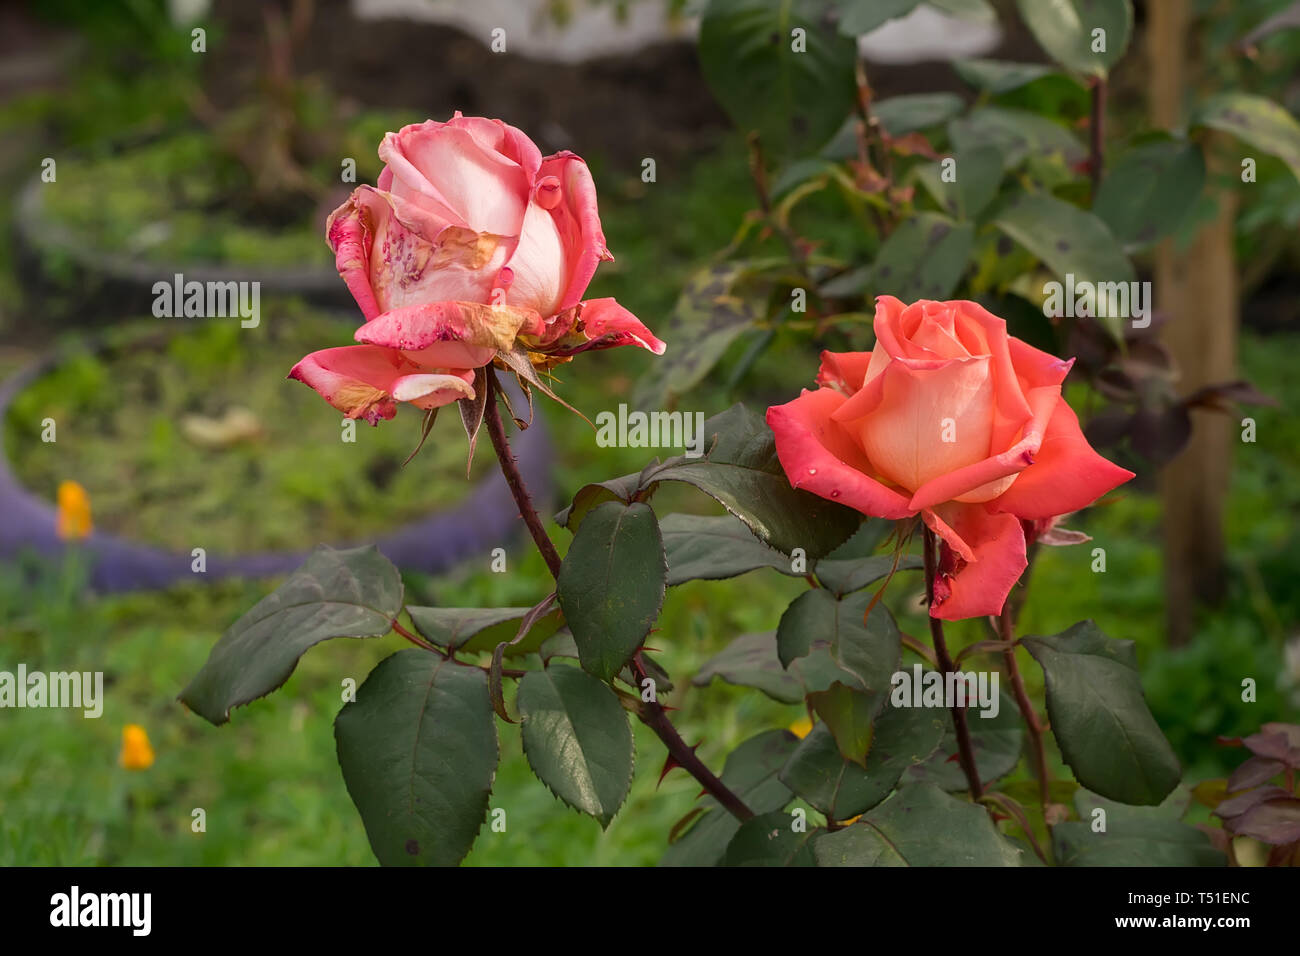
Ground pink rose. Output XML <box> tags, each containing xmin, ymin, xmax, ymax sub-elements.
<box><xmin>766</xmin><ymin>296</ymin><xmax>1134</xmax><ymax>620</ymax></box>
<box><xmin>291</xmin><ymin>113</ymin><xmax>664</xmax><ymax>423</ymax></box>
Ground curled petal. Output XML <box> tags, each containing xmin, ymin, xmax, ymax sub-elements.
<box><xmin>572</xmin><ymin>298</ymin><xmax>665</xmax><ymax>354</ymax></box>
<box><xmin>539</xmin><ymin>152</ymin><xmax>613</xmax><ymax>312</ymax></box>
<box><xmin>991</xmin><ymin>398</ymin><xmax>1136</xmax><ymax>520</ymax></box>
<box><xmin>816</xmin><ymin>350</ymin><xmax>874</xmax><ymax>393</ymax></box>
<box><xmin>326</xmin><ymin>189</ymin><xmax>386</xmax><ymax>321</ymax></box>
<box><xmin>767</xmin><ymin>388</ymin><xmax>914</xmax><ymax>520</ymax></box>
<box><xmin>527</xmin><ymin>298</ymin><xmax>666</xmax><ymax>357</ymax></box>
<box><xmin>380</xmin><ymin>120</ymin><xmax>530</xmax><ymax>238</ymax></box>
<box><xmin>923</xmin><ymin>504</ymin><xmax>1027</xmax><ymax>620</ymax></box>
<box><xmin>288</xmin><ymin>345</ymin><xmax>472</xmax><ymax>424</ymax></box>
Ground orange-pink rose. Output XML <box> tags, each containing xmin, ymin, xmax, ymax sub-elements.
<box><xmin>290</xmin><ymin>113</ymin><xmax>664</xmax><ymax>423</ymax></box>
<box><xmin>766</xmin><ymin>295</ymin><xmax>1134</xmax><ymax>620</ymax></box>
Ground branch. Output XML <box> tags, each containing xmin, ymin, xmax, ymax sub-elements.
<box><xmin>922</xmin><ymin>526</ymin><xmax>984</xmax><ymax>799</ymax></box>
<box><xmin>482</xmin><ymin>366</ymin><xmax>753</xmax><ymax>821</ymax></box>
<box><xmin>483</xmin><ymin>368</ymin><xmax>563</xmax><ymax>579</ymax></box>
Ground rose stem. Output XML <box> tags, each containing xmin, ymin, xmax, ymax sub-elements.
<box><xmin>922</xmin><ymin>526</ymin><xmax>984</xmax><ymax>799</ymax></box>
<box><xmin>998</xmin><ymin>607</ymin><xmax>1051</xmax><ymax>808</ymax></box>
<box><xmin>481</xmin><ymin>367</ymin><xmax>754</xmax><ymax>821</ymax></box>
<box><xmin>1089</xmin><ymin>76</ymin><xmax>1107</xmax><ymax>196</ymax></box>
<box><xmin>483</xmin><ymin>368</ymin><xmax>563</xmax><ymax>578</ymax></box>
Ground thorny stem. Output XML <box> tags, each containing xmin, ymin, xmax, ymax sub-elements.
<box><xmin>999</xmin><ymin>607</ymin><xmax>1051</xmax><ymax>808</ymax></box>
<box><xmin>392</xmin><ymin>619</ymin><xmax>442</xmax><ymax>654</ymax></box>
<box><xmin>482</xmin><ymin>366</ymin><xmax>754</xmax><ymax>821</ymax></box>
<box><xmin>922</xmin><ymin>527</ymin><xmax>984</xmax><ymax>799</ymax></box>
<box><xmin>1089</xmin><ymin>76</ymin><xmax>1107</xmax><ymax>197</ymax></box>
<box><xmin>392</xmin><ymin>619</ymin><xmax>527</xmax><ymax>677</ymax></box>
<box><xmin>632</xmin><ymin>656</ymin><xmax>755</xmax><ymax>822</ymax></box>
<box><xmin>483</xmin><ymin>369</ymin><xmax>563</xmax><ymax>579</ymax></box>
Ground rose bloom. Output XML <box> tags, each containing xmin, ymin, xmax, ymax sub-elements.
<box><xmin>291</xmin><ymin>113</ymin><xmax>664</xmax><ymax>423</ymax></box>
<box><xmin>767</xmin><ymin>296</ymin><xmax>1134</xmax><ymax>621</ymax></box>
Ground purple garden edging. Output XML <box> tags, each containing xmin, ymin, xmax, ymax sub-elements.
<box><xmin>0</xmin><ymin>343</ymin><xmax>553</xmax><ymax>592</ymax></box>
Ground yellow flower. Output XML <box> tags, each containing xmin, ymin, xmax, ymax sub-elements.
<box><xmin>56</xmin><ymin>480</ymin><xmax>93</xmax><ymax>540</ymax></box>
<box><xmin>788</xmin><ymin>716</ymin><xmax>814</xmax><ymax>739</ymax></box>
<box><xmin>119</xmin><ymin>724</ymin><xmax>155</xmax><ymax>770</ymax></box>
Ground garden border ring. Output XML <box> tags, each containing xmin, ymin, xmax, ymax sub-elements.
<box><xmin>0</xmin><ymin>324</ymin><xmax>553</xmax><ymax>592</ymax></box>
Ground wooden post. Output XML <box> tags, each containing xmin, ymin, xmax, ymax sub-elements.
<box><xmin>1147</xmin><ymin>0</ymin><xmax>1239</xmax><ymax>646</ymax></box>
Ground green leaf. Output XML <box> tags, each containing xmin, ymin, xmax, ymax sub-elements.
<box><xmin>693</xmin><ymin>631</ymin><xmax>805</xmax><ymax>704</ymax></box>
<box><xmin>904</xmin><ymin>686</ymin><xmax>1023</xmax><ymax>791</ymax></box>
<box><xmin>557</xmin><ymin>500</ymin><xmax>666</xmax><ymax>681</ymax></box>
<box><xmin>555</xmin><ymin>472</ymin><xmax>643</xmax><ymax>531</ymax></box>
<box><xmin>949</xmin><ymin>106</ymin><xmax>1086</xmax><ymax>169</ymax></box>
<box><xmin>838</xmin><ymin>0</ymin><xmax>921</xmax><ymax>36</ymax></box>
<box><xmin>1192</xmin><ymin>92</ymin><xmax>1300</xmax><ymax>183</ymax></box>
<box><xmin>808</xmin><ymin>682</ymin><xmax>877</xmax><ymax>766</ymax></box>
<box><xmin>407</xmin><ymin>605</ymin><xmax>563</xmax><ymax>656</ymax></box>
<box><xmin>1017</xmin><ymin>0</ymin><xmax>1132</xmax><ymax>78</ymax></box>
<box><xmin>517</xmin><ymin>664</ymin><xmax>634</xmax><ymax>828</ymax></box>
<box><xmin>778</xmin><ymin>589</ymin><xmax>901</xmax><ymax>764</ymax></box>
<box><xmin>914</xmin><ymin>145</ymin><xmax>1004</xmax><ymax>221</ymax></box>
<box><xmin>648</xmin><ymin>404</ymin><xmax>859</xmax><ymax>558</ymax></box>
<box><xmin>781</xmin><ymin>707</ymin><xmax>946</xmax><ymax>819</ymax></box>
<box><xmin>1093</xmin><ymin>137</ymin><xmax>1205</xmax><ymax>248</ymax></box>
<box><xmin>993</xmin><ymin>192</ymin><xmax>1135</xmax><ymax>339</ymax></box>
<box><xmin>632</xmin><ymin>263</ymin><xmax>764</xmax><ymax>410</ymax></box>
<box><xmin>953</xmin><ymin>58</ymin><xmax>1059</xmax><ymax>94</ymax></box>
<box><xmin>1022</xmin><ymin>621</ymin><xmax>1181</xmax><ymax>806</ymax></box>
<box><xmin>180</xmin><ymin>545</ymin><xmax>402</xmax><ymax>725</ymax></box>
<box><xmin>776</xmin><ymin>588</ymin><xmax>900</xmax><ymax>684</ymax></box>
<box><xmin>699</xmin><ymin>0</ymin><xmax>857</xmax><ymax>158</ymax></box>
<box><xmin>814</xmin><ymin>782</ymin><xmax>1029</xmax><ymax>865</ymax></box>
<box><xmin>869</xmin><ymin>212</ymin><xmax>975</xmax><ymax>302</ymax></box>
<box><xmin>662</xmin><ymin>512</ymin><xmax>795</xmax><ymax>586</ymax></box>
<box><xmin>722</xmin><ymin>811</ymin><xmax>819</xmax><ymax>866</ymax></box>
<box><xmin>334</xmin><ymin>651</ymin><xmax>497</xmax><ymax>866</ymax></box>
<box><xmin>926</xmin><ymin>0</ymin><xmax>995</xmax><ymax>23</ymax></box>
<box><xmin>873</xmin><ymin>93</ymin><xmax>965</xmax><ymax>136</ymax></box>
<box><xmin>1053</xmin><ymin>791</ymin><xmax>1225</xmax><ymax>866</ymax></box>
<box><xmin>814</xmin><ymin>553</ymin><xmax>921</xmax><ymax>597</ymax></box>
<box><xmin>661</xmin><ymin>729</ymin><xmax>799</xmax><ymax>867</ymax></box>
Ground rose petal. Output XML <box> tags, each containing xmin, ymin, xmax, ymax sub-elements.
<box><xmin>326</xmin><ymin>188</ymin><xmax>387</xmax><ymax>321</ymax></box>
<box><xmin>540</xmin><ymin>151</ymin><xmax>613</xmax><ymax>313</ymax></box>
<box><xmin>506</xmin><ymin>200</ymin><xmax>568</xmax><ymax>317</ymax></box>
<box><xmin>849</xmin><ymin>354</ymin><xmax>995</xmax><ymax>493</ymax></box>
<box><xmin>289</xmin><ymin>345</ymin><xmax>475</xmax><ymax>423</ymax></box>
<box><xmin>816</xmin><ymin>350</ymin><xmax>874</xmax><ymax>393</ymax></box>
<box><xmin>907</xmin><ymin>381</ymin><xmax>1060</xmax><ymax>510</ymax></box>
<box><xmin>355</xmin><ymin>301</ymin><xmax>543</xmax><ymax>354</ymax></box>
<box><xmin>991</xmin><ymin>397</ymin><xmax>1136</xmax><ymax>520</ymax></box>
<box><xmin>391</xmin><ymin>371</ymin><xmax>476</xmax><ymax>405</ymax></box>
<box><xmin>381</xmin><ymin>120</ymin><xmax>530</xmax><ymax>238</ymax></box>
<box><xmin>767</xmin><ymin>388</ymin><xmax>914</xmax><ymax>519</ymax></box>
<box><xmin>923</xmin><ymin>503</ymin><xmax>1028</xmax><ymax>620</ymax></box>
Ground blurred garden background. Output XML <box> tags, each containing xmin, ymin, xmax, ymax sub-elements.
<box><xmin>1</xmin><ymin>0</ymin><xmax>1298</xmax><ymax>865</ymax></box>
